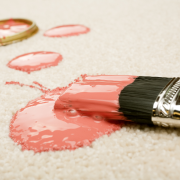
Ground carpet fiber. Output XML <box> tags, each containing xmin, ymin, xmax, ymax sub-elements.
<box><xmin>1</xmin><ymin>0</ymin><xmax>180</xmax><ymax>179</ymax></box>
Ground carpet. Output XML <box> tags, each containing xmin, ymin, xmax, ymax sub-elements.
<box><xmin>1</xmin><ymin>0</ymin><xmax>180</xmax><ymax>179</ymax></box>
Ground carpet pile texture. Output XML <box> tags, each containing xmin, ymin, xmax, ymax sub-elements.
<box><xmin>1</xmin><ymin>0</ymin><xmax>180</xmax><ymax>179</ymax></box>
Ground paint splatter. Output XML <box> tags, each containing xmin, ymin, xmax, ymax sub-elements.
<box><xmin>7</xmin><ymin>51</ymin><xmax>63</xmax><ymax>74</ymax></box>
<box><xmin>5</xmin><ymin>81</ymin><xmax>50</xmax><ymax>93</ymax></box>
<box><xmin>44</xmin><ymin>25</ymin><xmax>90</xmax><ymax>37</ymax></box>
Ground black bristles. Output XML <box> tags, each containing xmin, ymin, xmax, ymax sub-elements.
<box><xmin>119</xmin><ymin>76</ymin><xmax>172</xmax><ymax>124</ymax></box>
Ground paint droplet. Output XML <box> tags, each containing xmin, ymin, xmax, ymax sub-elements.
<box><xmin>7</xmin><ymin>51</ymin><xmax>63</xmax><ymax>73</ymax></box>
<box><xmin>44</xmin><ymin>24</ymin><xmax>90</xmax><ymax>37</ymax></box>
<box><xmin>66</xmin><ymin>109</ymin><xmax>78</xmax><ymax>116</ymax></box>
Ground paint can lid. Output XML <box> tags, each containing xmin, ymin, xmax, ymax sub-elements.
<box><xmin>0</xmin><ymin>18</ymin><xmax>38</xmax><ymax>46</ymax></box>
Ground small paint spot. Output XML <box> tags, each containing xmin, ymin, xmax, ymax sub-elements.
<box><xmin>7</xmin><ymin>51</ymin><xmax>63</xmax><ymax>73</ymax></box>
<box><xmin>44</xmin><ymin>24</ymin><xmax>90</xmax><ymax>37</ymax></box>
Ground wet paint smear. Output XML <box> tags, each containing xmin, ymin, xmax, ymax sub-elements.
<box><xmin>0</xmin><ymin>19</ymin><xmax>30</xmax><ymax>38</ymax></box>
<box><xmin>44</xmin><ymin>25</ymin><xmax>90</xmax><ymax>37</ymax></box>
<box><xmin>7</xmin><ymin>51</ymin><xmax>63</xmax><ymax>74</ymax></box>
<box><xmin>8</xmin><ymin>75</ymin><xmax>136</xmax><ymax>152</ymax></box>
<box><xmin>55</xmin><ymin>75</ymin><xmax>137</xmax><ymax>121</ymax></box>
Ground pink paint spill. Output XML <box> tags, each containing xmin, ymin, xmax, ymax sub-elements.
<box><xmin>0</xmin><ymin>19</ymin><xmax>30</xmax><ymax>38</ymax></box>
<box><xmin>8</xmin><ymin>75</ymin><xmax>136</xmax><ymax>153</ymax></box>
<box><xmin>7</xmin><ymin>51</ymin><xmax>63</xmax><ymax>74</ymax></box>
<box><xmin>44</xmin><ymin>25</ymin><xmax>90</xmax><ymax>37</ymax></box>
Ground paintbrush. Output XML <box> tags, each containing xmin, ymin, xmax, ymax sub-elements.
<box><xmin>54</xmin><ymin>75</ymin><xmax>180</xmax><ymax>128</ymax></box>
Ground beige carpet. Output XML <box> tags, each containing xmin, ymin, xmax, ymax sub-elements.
<box><xmin>1</xmin><ymin>0</ymin><xmax>180</xmax><ymax>179</ymax></box>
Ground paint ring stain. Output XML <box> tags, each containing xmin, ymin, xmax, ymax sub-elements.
<box><xmin>7</xmin><ymin>51</ymin><xmax>63</xmax><ymax>73</ymax></box>
<box><xmin>44</xmin><ymin>24</ymin><xmax>90</xmax><ymax>37</ymax></box>
<box><xmin>0</xmin><ymin>18</ymin><xmax>38</xmax><ymax>46</ymax></box>
<box><xmin>0</xmin><ymin>19</ymin><xmax>30</xmax><ymax>38</ymax></box>
<box><xmin>9</xmin><ymin>88</ymin><xmax>121</xmax><ymax>152</ymax></box>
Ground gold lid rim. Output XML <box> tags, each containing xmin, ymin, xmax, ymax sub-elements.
<box><xmin>0</xmin><ymin>18</ymin><xmax>39</xmax><ymax>46</ymax></box>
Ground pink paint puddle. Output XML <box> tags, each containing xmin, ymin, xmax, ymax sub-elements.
<box><xmin>0</xmin><ymin>19</ymin><xmax>30</xmax><ymax>38</ymax></box>
<box><xmin>44</xmin><ymin>24</ymin><xmax>90</xmax><ymax>37</ymax></box>
<box><xmin>7</xmin><ymin>75</ymin><xmax>138</xmax><ymax>153</ymax></box>
<box><xmin>8</xmin><ymin>80</ymin><xmax>121</xmax><ymax>153</ymax></box>
<box><xmin>7</xmin><ymin>51</ymin><xmax>63</xmax><ymax>74</ymax></box>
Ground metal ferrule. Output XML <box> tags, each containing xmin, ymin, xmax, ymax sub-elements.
<box><xmin>152</xmin><ymin>77</ymin><xmax>180</xmax><ymax>128</ymax></box>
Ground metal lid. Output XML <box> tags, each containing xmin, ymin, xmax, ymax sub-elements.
<box><xmin>0</xmin><ymin>18</ymin><xmax>38</xmax><ymax>46</ymax></box>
